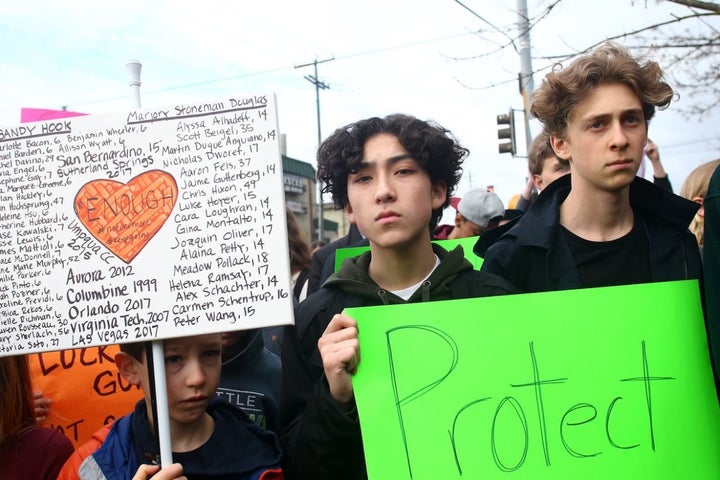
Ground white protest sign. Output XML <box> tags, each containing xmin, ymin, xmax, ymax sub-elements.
<box><xmin>0</xmin><ymin>94</ymin><xmax>294</xmax><ymax>356</ymax></box>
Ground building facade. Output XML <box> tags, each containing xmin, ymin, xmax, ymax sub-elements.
<box><xmin>283</xmin><ymin>155</ymin><xmax>346</xmax><ymax>244</ymax></box>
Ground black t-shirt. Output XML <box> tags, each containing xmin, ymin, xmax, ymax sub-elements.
<box><xmin>561</xmin><ymin>218</ymin><xmax>651</xmax><ymax>288</ymax></box>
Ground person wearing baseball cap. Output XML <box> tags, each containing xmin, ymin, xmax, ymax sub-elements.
<box><xmin>434</xmin><ymin>188</ymin><xmax>505</xmax><ymax>239</ymax></box>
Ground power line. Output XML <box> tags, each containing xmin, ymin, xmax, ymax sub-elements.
<box><xmin>0</xmin><ymin>31</ymin><xmax>480</xmax><ymax>115</ymax></box>
<box><xmin>444</xmin><ymin>0</ymin><xmax>564</xmax><ymax>62</ymax></box>
<box><xmin>453</xmin><ymin>0</ymin><xmax>519</xmax><ymax>52</ymax></box>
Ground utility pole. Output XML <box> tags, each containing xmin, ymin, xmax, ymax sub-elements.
<box><xmin>296</xmin><ymin>56</ymin><xmax>334</xmax><ymax>242</ymax></box>
<box><xmin>517</xmin><ymin>0</ymin><xmax>534</xmax><ymax>151</ymax></box>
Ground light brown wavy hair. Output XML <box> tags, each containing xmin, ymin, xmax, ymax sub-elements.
<box><xmin>531</xmin><ymin>42</ymin><xmax>674</xmax><ymax>139</ymax></box>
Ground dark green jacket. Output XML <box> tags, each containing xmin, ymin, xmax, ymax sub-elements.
<box><xmin>279</xmin><ymin>244</ymin><xmax>515</xmax><ymax>480</ymax></box>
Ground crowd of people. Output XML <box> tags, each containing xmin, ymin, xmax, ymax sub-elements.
<box><xmin>1</xmin><ymin>41</ymin><xmax>719</xmax><ymax>480</ymax></box>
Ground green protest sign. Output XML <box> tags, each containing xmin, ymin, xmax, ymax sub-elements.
<box><xmin>334</xmin><ymin>236</ymin><xmax>482</xmax><ymax>271</ymax></box>
<box><xmin>348</xmin><ymin>280</ymin><xmax>720</xmax><ymax>479</ymax></box>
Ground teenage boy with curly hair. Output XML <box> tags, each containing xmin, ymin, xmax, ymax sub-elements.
<box><xmin>280</xmin><ymin>113</ymin><xmax>515</xmax><ymax>479</ymax></box>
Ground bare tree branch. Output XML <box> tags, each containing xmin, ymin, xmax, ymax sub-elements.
<box><xmin>451</xmin><ymin>0</ymin><xmax>720</xmax><ymax>118</ymax></box>
<box><xmin>539</xmin><ymin>11</ymin><xmax>717</xmax><ymax>60</ymax></box>
<box><xmin>668</xmin><ymin>0</ymin><xmax>720</xmax><ymax>14</ymax></box>
<box><xmin>453</xmin><ymin>0</ymin><xmax>519</xmax><ymax>52</ymax></box>
<box><xmin>445</xmin><ymin>0</ymin><xmax>564</xmax><ymax>61</ymax></box>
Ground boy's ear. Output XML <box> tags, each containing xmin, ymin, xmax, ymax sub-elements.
<box><xmin>344</xmin><ymin>203</ymin><xmax>355</xmax><ymax>224</ymax></box>
<box><xmin>532</xmin><ymin>174</ymin><xmax>544</xmax><ymax>191</ymax></box>
<box><xmin>115</xmin><ymin>352</ymin><xmax>142</xmax><ymax>386</ymax></box>
<box><xmin>453</xmin><ymin>211</ymin><xmax>464</xmax><ymax>228</ymax></box>
<box><xmin>431</xmin><ymin>181</ymin><xmax>447</xmax><ymax>210</ymax></box>
<box><xmin>550</xmin><ymin>136</ymin><xmax>571</xmax><ymax>162</ymax></box>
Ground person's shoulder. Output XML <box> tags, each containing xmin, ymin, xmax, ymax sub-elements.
<box><xmin>89</xmin><ymin>421</ymin><xmax>115</xmax><ymax>443</ymax></box>
<box><xmin>73</xmin><ymin>416</ymin><xmax>133</xmax><ymax>480</ymax></box>
<box><xmin>293</xmin><ymin>286</ymin><xmax>347</xmax><ymax>338</ymax></box>
<box><xmin>478</xmin><ymin>182</ymin><xmax>567</xmax><ymax>258</ymax></box>
<box><xmin>260</xmin><ymin>344</ymin><xmax>282</xmax><ymax>367</ymax></box>
<box><xmin>452</xmin><ymin>269</ymin><xmax>519</xmax><ymax>296</ymax></box>
<box><xmin>207</xmin><ymin>398</ymin><xmax>282</xmax><ymax>454</ymax></box>
<box><xmin>58</xmin><ymin>423</ymin><xmax>109</xmax><ymax>480</ymax></box>
<box><xmin>208</xmin><ymin>397</ymin><xmax>271</xmax><ymax>435</ymax></box>
<box><xmin>311</xmin><ymin>241</ymin><xmax>337</xmax><ymax>265</ymax></box>
<box><xmin>313</xmin><ymin>228</ymin><xmax>361</xmax><ymax>260</ymax></box>
<box><xmin>209</xmin><ymin>396</ymin><xmax>253</xmax><ymax>419</ymax></box>
<box><xmin>630</xmin><ymin>176</ymin><xmax>698</xmax><ymax>230</ymax></box>
<box><xmin>24</xmin><ymin>426</ymin><xmax>74</xmax><ymax>459</ymax></box>
<box><xmin>483</xmin><ymin>229</ymin><xmax>521</xmax><ymax>257</ymax></box>
<box><xmin>24</xmin><ymin>424</ymin><xmax>71</xmax><ymax>445</ymax></box>
<box><xmin>295</xmin><ymin>276</ymin><xmax>373</xmax><ymax>343</ymax></box>
<box><xmin>473</xmin><ymin>219</ymin><xmax>519</xmax><ymax>258</ymax></box>
<box><xmin>296</xmin><ymin>286</ymin><xmax>337</xmax><ymax>315</ymax></box>
<box><xmin>96</xmin><ymin>411</ymin><xmax>134</xmax><ymax>448</ymax></box>
<box><xmin>47</xmin><ymin>428</ymin><xmax>74</xmax><ymax>453</ymax></box>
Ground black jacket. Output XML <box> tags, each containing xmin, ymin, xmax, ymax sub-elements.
<box><xmin>307</xmin><ymin>224</ymin><xmax>365</xmax><ymax>296</ymax></box>
<box><xmin>477</xmin><ymin>174</ymin><xmax>702</xmax><ymax>293</ymax></box>
<box><xmin>279</xmin><ymin>244</ymin><xmax>515</xmax><ymax>480</ymax></box>
<box><xmin>704</xmin><ymin>164</ymin><xmax>720</xmax><ymax>378</ymax></box>
<box><xmin>80</xmin><ymin>399</ymin><xmax>282</xmax><ymax>480</ymax></box>
<box><xmin>217</xmin><ymin>329</ymin><xmax>282</xmax><ymax>434</ymax></box>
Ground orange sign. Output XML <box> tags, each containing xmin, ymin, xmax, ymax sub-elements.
<box><xmin>30</xmin><ymin>345</ymin><xmax>143</xmax><ymax>447</ymax></box>
<box><xmin>74</xmin><ymin>170</ymin><xmax>178</xmax><ymax>263</ymax></box>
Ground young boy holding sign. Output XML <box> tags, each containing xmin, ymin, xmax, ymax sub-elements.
<box><xmin>58</xmin><ymin>333</ymin><xmax>283</xmax><ymax>480</ymax></box>
<box><xmin>279</xmin><ymin>114</ymin><xmax>515</xmax><ymax>479</ymax></box>
<box><xmin>479</xmin><ymin>43</ymin><xmax>703</xmax><ymax>292</ymax></box>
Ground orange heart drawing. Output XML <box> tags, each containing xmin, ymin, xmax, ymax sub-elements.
<box><xmin>74</xmin><ymin>170</ymin><xmax>178</xmax><ymax>263</ymax></box>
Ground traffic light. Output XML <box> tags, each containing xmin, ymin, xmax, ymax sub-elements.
<box><xmin>497</xmin><ymin>110</ymin><xmax>516</xmax><ymax>156</ymax></box>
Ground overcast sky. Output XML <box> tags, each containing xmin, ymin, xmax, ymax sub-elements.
<box><xmin>2</xmin><ymin>0</ymin><xmax>718</xmax><ymax>208</ymax></box>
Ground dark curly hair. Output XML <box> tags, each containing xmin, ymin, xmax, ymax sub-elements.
<box><xmin>316</xmin><ymin>113</ymin><xmax>467</xmax><ymax>231</ymax></box>
<box><xmin>531</xmin><ymin>42</ymin><xmax>674</xmax><ymax>139</ymax></box>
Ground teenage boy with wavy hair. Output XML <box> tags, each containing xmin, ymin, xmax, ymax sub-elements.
<box><xmin>280</xmin><ymin>113</ymin><xmax>515</xmax><ymax>479</ymax></box>
<box><xmin>480</xmin><ymin>42</ymin><xmax>702</xmax><ymax>293</ymax></box>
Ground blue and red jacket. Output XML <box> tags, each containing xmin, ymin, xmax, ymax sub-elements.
<box><xmin>77</xmin><ymin>398</ymin><xmax>284</xmax><ymax>480</ymax></box>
